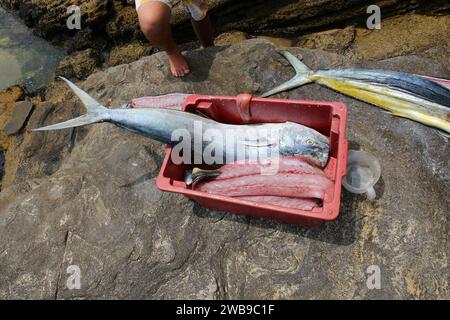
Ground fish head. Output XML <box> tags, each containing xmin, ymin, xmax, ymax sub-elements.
<box><xmin>280</xmin><ymin>124</ymin><xmax>330</xmax><ymax>167</ymax></box>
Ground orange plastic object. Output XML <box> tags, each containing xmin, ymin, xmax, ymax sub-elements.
<box><xmin>148</xmin><ymin>94</ymin><xmax>348</xmax><ymax>226</ymax></box>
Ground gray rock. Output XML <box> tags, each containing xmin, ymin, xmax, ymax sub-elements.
<box><xmin>3</xmin><ymin>100</ymin><xmax>33</xmax><ymax>135</ymax></box>
<box><xmin>0</xmin><ymin>40</ymin><xmax>448</xmax><ymax>299</ymax></box>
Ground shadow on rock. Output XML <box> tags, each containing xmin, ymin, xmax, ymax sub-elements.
<box><xmin>191</xmin><ymin>189</ymin><xmax>365</xmax><ymax>246</ymax></box>
<box><xmin>253</xmin><ymin>191</ymin><xmax>361</xmax><ymax>246</ymax></box>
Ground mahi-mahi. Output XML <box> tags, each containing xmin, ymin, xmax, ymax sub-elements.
<box><xmin>262</xmin><ymin>52</ymin><xmax>450</xmax><ymax>135</ymax></box>
<box><xmin>32</xmin><ymin>77</ymin><xmax>330</xmax><ymax>167</ymax></box>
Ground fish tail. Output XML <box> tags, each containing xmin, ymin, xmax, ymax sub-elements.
<box><xmin>31</xmin><ymin>77</ymin><xmax>110</xmax><ymax>132</ymax></box>
<box><xmin>261</xmin><ymin>51</ymin><xmax>313</xmax><ymax>98</ymax></box>
<box><xmin>281</xmin><ymin>51</ymin><xmax>312</xmax><ymax>75</ymax></box>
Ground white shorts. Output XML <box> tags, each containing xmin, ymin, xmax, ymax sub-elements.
<box><xmin>135</xmin><ymin>0</ymin><xmax>208</xmax><ymax>21</ymax></box>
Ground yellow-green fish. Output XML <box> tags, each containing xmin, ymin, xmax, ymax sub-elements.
<box><xmin>262</xmin><ymin>52</ymin><xmax>450</xmax><ymax>135</ymax></box>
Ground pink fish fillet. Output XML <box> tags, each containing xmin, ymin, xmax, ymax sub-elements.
<box><xmin>212</xmin><ymin>156</ymin><xmax>325</xmax><ymax>180</ymax></box>
<box><xmin>195</xmin><ymin>173</ymin><xmax>333</xmax><ymax>199</ymax></box>
<box><xmin>238</xmin><ymin>196</ymin><xmax>319</xmax><ymax>211</ymax></box>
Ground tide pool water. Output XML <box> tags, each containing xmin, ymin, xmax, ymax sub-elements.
<box><xmin>0</xmin><ymin>7</ymin><xmax>65</xmax><ymax>91</ymax></box>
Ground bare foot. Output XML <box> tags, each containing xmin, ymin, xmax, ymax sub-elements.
<box><xmin>167</xmin><ymin>49</ymin><xmax>190</xmax><ymax>77</ymax></box>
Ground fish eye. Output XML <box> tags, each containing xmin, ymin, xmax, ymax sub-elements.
<box><xmin>306</xmin><ymin>139</ymin><xmax>315</xmax><ymax>145</ymax></box>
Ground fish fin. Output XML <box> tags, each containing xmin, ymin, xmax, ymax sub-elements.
<box><xmin>260</xmin><ymin>51</ymin><xmax>313</xmax><ymax>97</ymax></box>
<box><xmin>59</xmin><ymin>77</ymin><xmax>108</xmax><ymax>114</ymax></box>
<box><xmin>31</xmin><ymin>77</ymin><xmax>110</xmax><ymax>132</ymax></box>
<box><xmin>281</xmin><ymin>51</ymin><xmax>312</xmax><ymax>74</ymax></box>
<box><xmin>188</xmin><ymin>168</ymin><xmax>221</xmax><ymax>187</ymax></box>
<box><xmin>31</xmin><ymin>114</ymin><xmax>105</xmax><ymax>131</ymax></box>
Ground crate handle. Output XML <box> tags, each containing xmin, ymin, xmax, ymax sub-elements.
<box><xmin>236</xmin><ymin>93</ymin><xmax>253</xmax><ymax>123</ymax></box>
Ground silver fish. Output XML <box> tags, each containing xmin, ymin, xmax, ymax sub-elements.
<box><xmin>32</xmin><ymin>77</ymin><xmax>330</xmax><ymax>167</ymax></box>
<box><xmin>262</xmin><ymin>52</ymin><xmax>450</xmax><ymax>134</ymax></box>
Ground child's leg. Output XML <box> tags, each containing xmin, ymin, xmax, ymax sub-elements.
<box><xmin>137</xmin><ymin>1</ymin><xmax>190</xmax><ymax>77</ymax></box>
<box><xmin>184</xmin><ymin>0</ymin><xmax>214</xmax><ymax>48</ymax></box>
<box><xmin>191</xmin><ymin>13</ymin><xmax>214</xmax><ymax>48</ymax></box>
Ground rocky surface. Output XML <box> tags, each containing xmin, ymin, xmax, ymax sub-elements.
<box><xmin>3</xmin><ymin>100</ymin><xmax>33</xmax><ymax>135</ymax></box>
<box><xmin>2</xmin><ymin>0</ymin><xmax>448</xmax><ymax>40</ymax></box>
<box><xmin>1</xmin><ymin>0</ymin><xmax>448</xmax><ymax>81</ymax></box>
<box><xmin>0</xmin><ymin>85</ymin><xmax>25</xmax><ymax>190</ymax></box>
<box><xmin>107</xmin><ymin>42</ymin><xmax>154</xmax><ymax>67</ymax></box>
<box><xmin>0</xmin><ymin>39</ymin><xmax>448</xmax><ymax>299</ymax></box>
<box><xmin>56</xmin><ymin>48</ymin><xmax>102</xmax><ymax>79</ymax></box>
<box><xmin>296</xmin><ymin>13</ymin><xmax>450</xmax><ymax>70</ymax></box>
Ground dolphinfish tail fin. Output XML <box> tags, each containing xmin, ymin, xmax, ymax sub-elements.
<box><xmin>31</xmin><ymin>77</ymin><xmax>110</xmax><ymax>131</ymax></box>
<box><xmin>261</xmin><ymin>51</ymin><xmax>313</xmax><ymax>98</ymax></box>
<box><xmin>282</xmin><ymin>51</ymin><xmax>312</xmax><ymax>75</ymax></box>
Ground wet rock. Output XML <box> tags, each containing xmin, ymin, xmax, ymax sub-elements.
<box><xmin>3</xmin><ymin>100</ymin><xmax>34</xmax><ymax>136</ymax></box>
<box><xmin>56</xmin><ymin>49</ymin><xmax>102</xmax><ymax>80</ymax></box>
<box><xmin>0</xmin><ymin>0</ymin><xmax>110</xmax><ymax>38</ymax></box>
<box><xmin>0</xmin><ymin>40</ymin><xmax>448</xmax><ymax>299</ymax></box>
<box><xmin>66</xmin><ymin>27</ymin><xmax>108</xmax><ymax>54</ymax></box>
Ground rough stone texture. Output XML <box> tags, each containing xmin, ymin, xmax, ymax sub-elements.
<box><xmin>255</xmin><ymin>36</ymin><xmax>293</xmax><ymax>48</ymax></box>
<box><xmin>0</xmin><ymin>40</ymin><xmax>448</xmax><ymax>299</ymax></box>
<box><xmin>0</xmin><ymin>85</ymin><xmax>26</xmax><ymax>191</ymax></box>
<box><xmin>65</xmin><ymin>27</ymin><xmax>108</xmax><ymax>54</ymax></box>
<box><xmin>108</xmin><ymin>42</ymin><xmax>154</xmax><ymax>67</ymax></box>
<box><xmin>0</xmin><ymin>149</ymin><xmax>3</xmax><ymax>183</ymax></box>
<box><xmin>3</xmin><ymin>100</ymin><xmax>33</xmax><ymax>135</ymax></box>
<box><xmin>214</xmin><ymin>31</ymin><xmax>248</xmax><ymax>46</ymax></box>
<box><xmin>353</xmin><ymin>14</ymin><xmax>450</xmax><ymax>62</ymax></box>
<box><xmin>172</xmin><ymin>0</ymin><xmax>449</xmax><ymax>40</ymax></box>
<box><xmin>56</xmin><ymin>49</ymin><xmax>102</xmax><ymax>80</ymax></box>
<box><xmin>105</xmin><ymin>2</ymin><xmax>142</xmax><ymax>42</ymax></box>
<box><xmin>2</xmin><ymin>0</ymin><xmax>448</xmax><ymax>82</ymax></box>
<box><xmin>1</xmin><ymin>0</ymin><xmax>448</xmax><ymax>48</ymax></box>
<box><xmin>294</xmin><ymin>13</ymin><xmax>450</xmax><ymax>69</ymax></box>
<box><xmin>0</xmin><ymin>0</ymin><xmax>110</xmax><ymax>38</ymax></box>
<box><xmin>296</xmin><ymin>26</ymin><xmax>356</xmax><ymax>55</ymax></box>
<box><xmin>0</xmin><ymin>85</ymin><xmax>24</xmax><ymax>150</ymax></box>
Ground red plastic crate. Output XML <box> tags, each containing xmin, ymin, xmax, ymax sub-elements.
<box><xmin>152</xmin><ymin>94</ymin><xmax>348</xmax><ymax>226</ymax></box>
